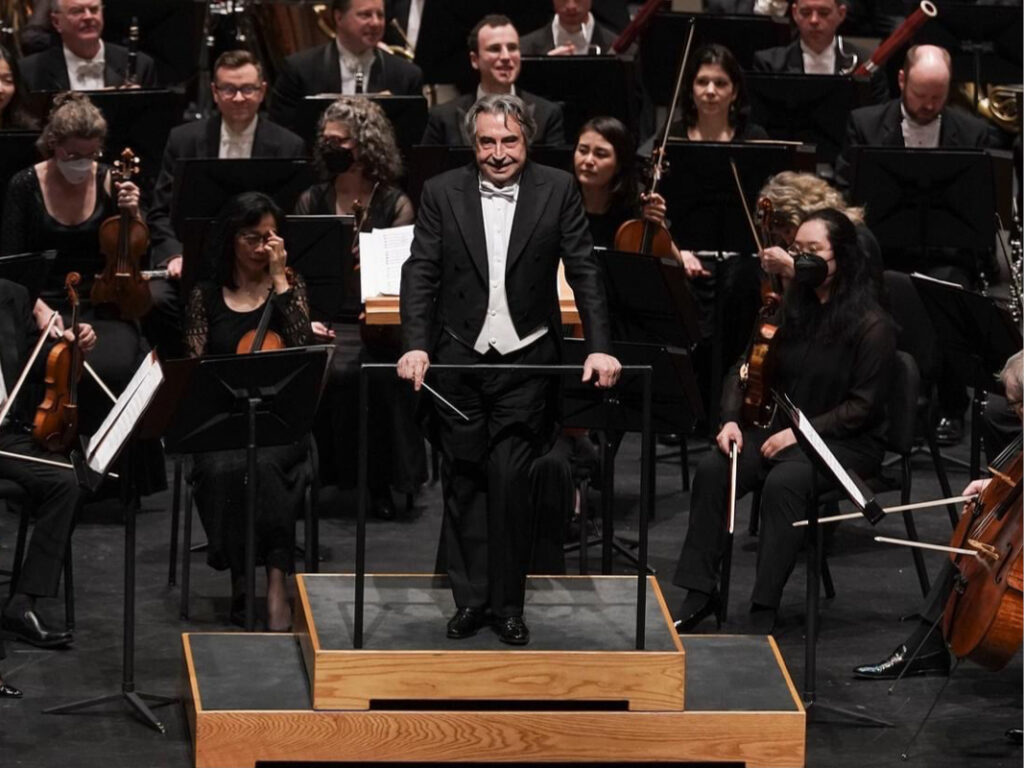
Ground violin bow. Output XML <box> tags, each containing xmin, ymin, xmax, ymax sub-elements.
<box><xmin>729</xmin><ymin>159</ymin><xmax>765</xmax><ymax>254</ymax></box>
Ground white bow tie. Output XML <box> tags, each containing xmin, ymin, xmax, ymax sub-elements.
<box><xmin>479</xmin><ymin>180</ymin><xmax>516</xmax><ymax>202</ymax></box>
<box><xmin>77</xmin><ymin>60</ymin><xmax>104</xmax><ymax>80</ymax></box>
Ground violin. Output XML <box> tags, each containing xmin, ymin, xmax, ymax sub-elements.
<box><xmin>236</xmin><ymin>268</ymin><xmax>295</xmax><ymax>354</ymax></box>
<box><xmin>33</xmin><ymin>273</ymin><xmax>84</xmax><ymax>453</ymax></box>
<box><xmin>942</xmin><ymin>434</ymin><xmax>1023</xmax><ymax>671</ymax></box>
<box><xmin>92</xmin><ymin>148</ymin><xmax>152</xmax><ymax>320</ymax></box>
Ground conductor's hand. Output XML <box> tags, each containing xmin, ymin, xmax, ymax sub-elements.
<box><xmin>760</xmin><ymin>246</ymin><xmax>794</xmax><ymax>278</ymax></box>
<box><xmin>582</xmin><ymin>353</ymin><xmax>621</xmax><ymax>389</ymax></box>
<box><xmin>761</xmin><ymin>427</ymin><xmax>796</xmax><ymax>459</ymax></box>
<box><xmin>397</xmin><ymin>350</ymin><xmax>430</xmax><ymax>391</ymax></box>
<box><xmin>70</xmin><ymin>323</ymin><xmax>97</xmax><ymax>353</ymax></box>
<box><xmin>716</xmin><ymin>422</ymin><xmax>743</xmax><ymax>455</ymax></box>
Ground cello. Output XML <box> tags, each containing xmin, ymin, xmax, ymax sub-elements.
<box><xmin>33</xmin><ymin>273</ymin><xmax>84</xmax><ymax>453</ymax></box>
<box><xmin>92</xmin><ymin>148</ymin><xmax>152</xmax><ymax>320</ymax></box>
<box><xmin>942</xmin><ymin>434</ymin><xmax>1023</xmax><ymax>671</ymax></box>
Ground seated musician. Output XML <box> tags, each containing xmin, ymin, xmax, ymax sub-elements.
<box><xmin>296</xmin><ymin>96</ymin><xmax>425</xmax><ymax>519</ymax></box>
<box><xmin>752</xmin><ymin>0</ymin><xmax>888</xmax><ymax>104</ymax></box>
<box><xmin>0</xmin><ymin>93</ymin><xmax>157</xmax><ymax>452</ymax></box>
<box><xmin>519</xmin><ymin>0</ymin><xmax>619</xmax><ymax>56</ymax></box>
<box><xmin>18</xmin><ymin>0</ymin><xmax>158</xmax><ymax>92</ymax></box>
<box><xmin>146</xmin><ymin>49</ymin><xmax>305</xmax><ymax>357</ymax></box>
<box><xmin>268</xmin><ymin>0</ymin><xmax>423</xmax><ymax>133</ymax></box>
<box><xmin>421</xmin><ymin>15</ymin><xmax>565</xmax><ymax>147</ymax></box>
<box><xmin>853</xmin><ymin>350</ymin><xmax>1022</xmax><ymax>681</ymax></box>
<box><xmin>0</xmin><ymin>278</ymin><xmax>97</xmax><ymax>681</ymax></box>
<box><xmin>183</xmin><ymin>192</ymin><xmax>312</xmax><ymax>631</ymax></box>
<box><xmin>672</xmin><ymin>208</ymin><xmax>896</xmax><ymax>634</ymax></box>
<box><xmin>0</xmin><ymin>46</ymin><xmax>40</xmax><ymax>130</ymax></box>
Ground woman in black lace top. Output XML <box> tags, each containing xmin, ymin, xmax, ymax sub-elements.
<box><xmin>184</xmin><ymin>192</ymin><xmax>312</xmax><ymax>631</ymax></box>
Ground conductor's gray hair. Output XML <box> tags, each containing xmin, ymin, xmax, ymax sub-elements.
<box><xmin>463</xmin><ymin>93</ymin><xmax>536</xmax><ymax>147</ymax></box>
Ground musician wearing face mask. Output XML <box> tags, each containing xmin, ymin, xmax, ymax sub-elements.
<box><xmin>672</xmin><ymin>209</ymin><xmax>896</xmax><ymax>635</ymax></box>
<box><xmin>294</xmin><ymin>96</ymin><xmax>424</xmax><ymax>521</ymax></box>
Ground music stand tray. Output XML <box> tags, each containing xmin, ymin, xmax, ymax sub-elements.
<box><xmin>518</xmin><ymin>56</ymin><xmax>636</xmax><ymax>137</ymax></box>
<box><xmin>0</xmin><ymin>251</ymin><xmax>57</xmax><ymax>303</ymax></box>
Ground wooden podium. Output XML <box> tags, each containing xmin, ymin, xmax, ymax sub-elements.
<box><xmin>183</xmin><ymin>574</ymin><xmax>806</xmax><ymax>767</ymax></box>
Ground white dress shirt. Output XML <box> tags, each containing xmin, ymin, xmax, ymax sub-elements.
<box><xmin>800</xmin><ymin>39</ymin><xmax>836</xmax><ymax>75</ymax></box>
<box><xmin>219</xmin><ymin>115</ymin><xmax>259</xmax><ymax>159</ymax></box>
<box><xmin>473</xmin><ymin>177</ymin><xmax>547</xmax><ymax>355</ymax></box>
<box><xmin>552</xmin><ymin>13</ymin><xmax>595</xmax><ymax>55</ymax></box>
<box><xmin>405</xmin><ymin>0</ymin><xmax>425</xmax><ymax>52</ymax></box>
<box><xmin>901</xmin><ymin>105</ymin><xmax>942</xmax><ymax>148</ymax></box>
<box><xmin>337</xmin><ymin>41</ymin><xmax>376</xmax><ymax>94</ymax></box>
<box><xmin>64</xmin><ymin>42</ymin><xmax>105</xmax><ymax>90</ymax></box>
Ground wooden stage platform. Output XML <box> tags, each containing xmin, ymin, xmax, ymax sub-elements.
<box><xmin>183</xmin><ymin>575</ymin><xmax>805</xmax><ymax>767</ymax></box>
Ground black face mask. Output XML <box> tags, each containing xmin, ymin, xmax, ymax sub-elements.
<box><xmin>318</xmin><ymin>140</ymin><xmax>355</xmax><ymax>176</ymax></box>
<box><xmin>792</xmin><ymin>251</ymin><xmax>831</xmax><ymax>288</ymax></box>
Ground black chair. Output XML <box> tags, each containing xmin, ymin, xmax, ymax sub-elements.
<box><xmin>167</xmin><ymin>443</ymin><xmax>320</xmax><ymax>623</ymax></box>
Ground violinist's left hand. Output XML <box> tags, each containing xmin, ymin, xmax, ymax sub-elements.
<box><xmin>761</xmin><ymin>427</ymin><xmax>796</xmax><ymax>459</ymax></box>
<box><xmin>69</xmin><ymin>323</ymin><xmax>97</xmax><ymax>353</ymax></box>
<box><xmin>641</xmin><ymin>192</ymin><xmax>667</xmax><ymax>225</ymax></box>
<box><xmin>115</xmin><ymin>181</ymin><xmax>141</xmax><ymax>219</ymax></box>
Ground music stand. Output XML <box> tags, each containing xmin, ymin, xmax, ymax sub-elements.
<box><xmin>283</xmin><ymin>215</ymin><xmax>357</xmax><ymax>322</ymax></box>
<box><xmin>918</xmin><ymin>4</ymin><xmax>1022</xmax><ymax>89</ymax></box>
<box><xmin>294</xmin><ymin>95</ymin><xmax>428</xmax><ymax>156</ymax></box>
<box><xmin>911</xmin><ymin>274</ymin><xmax>1022</xmax><ymax>478</ymax></box>
<box><xmin>850</xmin><ymin>148</ymin><xmax>995</xmax><ymax>254</ymax></box>
<box><xmin>155</xmin><ymin>346</ymin><xmax>333</xmax><ymax>630</ymax></box>
<box><xmin>746</xmin><ymin>74</ymin><xmax>859</xmax><ymax>164</ymax></box>
<box><xmin>640</xmin><ymin>13</ymin><xmax>789</xmax><ymax>104</ymax></box>
<box><xmin>518</xmin><ymin>55</ymin><xmax>637</xmax><ymax>137</ymax></box>
<box><xmin>101</xmin><ymin>0</ymin><xmax>206</xmax><ymax>88</ymax></box>
<box><xmin>0</xmin><ymin>251</ymin><xmax>56</xmax><ymax>302</ymax></box>
<box><xmin>0</xmin><ymin>131</ymin><xmax>40</xmax><ymax>218</ymax></box>
<box><xmin>171</xmin><ymin>158</ymin><xmax>315</xmax><ymax>237</ymax></box>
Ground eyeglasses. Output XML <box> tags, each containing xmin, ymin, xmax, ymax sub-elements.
<box><xmin>57</xmin><ymin>149</ymin><xmax>101</xmax><ymax>161</ymax></box>
<box><xmin>237</xmin><ymin>232</ymin><xmax>268</xmax><ymax>246</ymax></box>
<box><xmin>214</xmin><ymin>84</ymin><xmax>262</xmax><ymax>98</ymax></box>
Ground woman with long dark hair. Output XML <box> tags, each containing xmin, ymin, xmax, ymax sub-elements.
<box><xmin>0</xmin><ymin>45</ymin><xmax>38</xmax><ymax>130</ymax></box>
<box><xmin>672</xmin><ymin>208</ymin><xmax>896</xmax><ymax>634</ymax></box>
<box><xmin>184</xmin><ymin>191</ymin><xmax>313</xmax><ymax>631</ymax></box>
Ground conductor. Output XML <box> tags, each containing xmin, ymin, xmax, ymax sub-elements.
<box><xmin>398</xmin><ymin>94</ymin><xmax>620</xmax><ymax>645</ymax></box>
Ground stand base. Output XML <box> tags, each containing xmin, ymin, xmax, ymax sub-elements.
<box><xmin>805</xmin><ymin>697</ymin><xmax>894</xmax><ymax>728</ymax></box>
<box><xmin>563</xmin><ymin>535</ymin><xmax>657</xmax><ymax>574</ymax></box>
<box><xmin>44</xmin><ymin>689</ymin><xmax>178</xmax><ymax>733</ymax></box>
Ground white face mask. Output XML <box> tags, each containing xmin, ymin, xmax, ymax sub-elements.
<box><xmin>55</xmin><ymin>157</ymin><xmax>94</xmax><ymax>185</ymax></box>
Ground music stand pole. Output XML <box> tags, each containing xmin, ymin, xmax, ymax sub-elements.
<box><xmin>245</xmin><ymin>397</ymin><xmax>258</xmax><ymax>631</ymax></box>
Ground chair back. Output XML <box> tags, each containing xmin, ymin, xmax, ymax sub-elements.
<box><xmin>882</xmin><ymin>271</ymin><xmax>939</xmax><ymax>385</ymax></box>
<box><xmin>884</xmin><ymin>351</ymin><xmax>920</xmax><ymax>455</ymax></box>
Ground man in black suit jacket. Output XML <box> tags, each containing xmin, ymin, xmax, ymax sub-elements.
<box><xmin>421</xmin><ymin>15</ymin><xmax>565</xmax><ymax>146</ymax></box>
<box><xmin>519</xmin><ymin>0</ymin><xmax>619</xmax><ymax>56</ymax></box>
<box><xmin>752</xmin><ymin>0</ymin><xmax>889</xmax><ymax>104</ymax></box>
<box><xmin>399</xmin><ymin>94</ymin><xmax>619</xmax><ymax>645</ymax></box>
<box><xmin>18</xmin><ymin>0</ymin><xmax>157</xmax><ymax>91</ymax></box>
<box><xmin>145</xmin><ymin>50</ymin><xmax>305</xmax><ymax>357</ymax></box>
<box><xmin>0</xmin><ymin>278</ymin><xmax>95</xmax><ymax>653</ymax></box>
<box><xmin>269</xmin><ymin>0</ymin><xmax>423</xmax><ymax>133</ymax></box>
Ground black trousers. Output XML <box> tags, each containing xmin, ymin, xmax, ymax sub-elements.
<box><xmin>673</xmin><ymin>428</ymin><xmax>883</xmax><ymax>609</ymax></box>
<box><xmin>0</xmin><ymin>431</ymin><xmax>78</xmax><ymax>598</ymax></box>
<box><xmin>433</xmin><ymin>332</ymin><xmax>557</xmax><ymax>618</ymax></box>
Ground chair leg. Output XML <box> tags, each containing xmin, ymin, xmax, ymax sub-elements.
<box><xmin>719</xmin><ymin>532</ymin><xmax>734</xmax><ymax>623</ymax></box>
<box><xmin>925</xmin><ymin>426</ymin><xmax>960</xmax><ymax>529</ymax></box>
<box><xmin>303</xmin><ymin>483</ymin><xmax>314</xmax><ymax>574</ymax></box>
<box><xmin>9</xmin><ymin>504</ymin><xmax>30</xmax><ymax>597</ymax></box>
<box><xmin>747</xmin><ymin>490</ymin><xmax>761</xmax><ymax>536</ymax></box>
<box><xmin>180</xmin><ymin>481</ymin><xmax>194</xmax><ymax>621</ymax></box>
<box><xmin>63</xmin><ymin>541</ymin><xmax>74</xmax><ymax>630</ymax></box>
<box><xmin>899</xmin><ymin>456</ymin><xmax>930</xmax><ymax>596</ymax></box>
<box><xmin>168</xmin><ymin>457</ymin><xmax>183</xmax><ymax>587</ymax></box>
<box><xmin>578</xmin><ymin>478</ymin><xmax>589</xmax><ymax>575</ymax></box>
<box><xmin>679</xmin><ymin>439</ymin><xmax>690</xmax><ymax>492</ymax></box>
<box><xmin>821</xmin><ymin>552</ymin><xmax>836</xmax><ymax>600</ymax></box>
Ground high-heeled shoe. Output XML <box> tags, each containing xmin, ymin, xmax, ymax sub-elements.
<box><xmin>0</xmin><ymin>680</ymin><xmax>23</xmax><ymax>698</ymax></box>
<box><xmin>673</xmin><ymin>591</ymin><xmax>722</xmax><ymax>633</ymax></box>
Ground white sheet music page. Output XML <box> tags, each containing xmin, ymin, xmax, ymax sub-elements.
<box><xmin>792</xmin><ymin>406</ymin><xmax>869</xmax><ymax>509</ymax></box>
<box><xmin>84</xmin><ymin>351</ymin><xmax>164</xmax><ymax>475</ymax></box>
<box><xmin>359</xmin><ymin>225</ymin><xmax>414</xmax><ymax>301</ymax></box>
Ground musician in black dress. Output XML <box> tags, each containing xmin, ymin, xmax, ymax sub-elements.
<box><xmin>0</xmin><ymin>45</ymin><xmax>39</xmax><ymax>130</ymax></box>
<box><xmin>673</xmin><ymin>208</ymin><xmax>896</xmax><ymax>634</ymax></box>
<box><xmin>295</xmin><ymin>96</ymin><xmax>425</xmax><ymax>519</ymax></box>
<box><xmin>183</xmin><ymin>192</ymin><xmax>313</xmax><ymax>630</ymax></box>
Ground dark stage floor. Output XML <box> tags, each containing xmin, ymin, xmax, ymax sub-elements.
<box><xmin>0</xmin><ymin>429</ymin><xmax>1020</xmax><ymax>768</ymax></box>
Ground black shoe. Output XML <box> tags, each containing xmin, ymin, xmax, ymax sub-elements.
<box><xmin>1</xmin><ymin>609</ymin><xmax>72</xmax><ymax>649</ymax></box>
<box><xmin>934</xmin><ymin>416</ymin><xmax>963</xmax><ymax>447</ymax></box>
<box><xmin>673</xmin><ymin>591</ymin><xmax>721</xmax><ymax>634</ymax></box>
<box><xmin>853</xmin><ymin>644</ymin><xmax>950</xmax><ymax>680</ymax></box>
<box><xmin>495</xmin><ymin>615</ymin><xmax>530</xmax><ymax>646</ymax></box>
<box><xmin>446</xmin><ymin>607</ymin><xmax>489</xmax><ymax>639</ymax></box>
<box><xmin>371</xmin><ymin>491</ymin><xmax>397</xmax><ymax>521</ymax></box>
<box><xmin>0</xmin><ymin>681</ymin><xmax>22</xmax><ymax>698</ymax></box>
<box><xmin>744</xmin><ymin>606</ymin><xmax>777</xmax><ymax>636</ymax></box>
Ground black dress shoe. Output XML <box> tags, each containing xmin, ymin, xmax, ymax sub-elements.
<box><xmin>744</xmin><ymin>606</ymin><xmax>777</xmax><ymax>636</ymax></box>
<box><xmin>853</xmin><ymin>644</ymin><xmax>950</xmax><ymax>680</ymax></box>
<box><xmin>495</xmin><ymin>615</ymin><xmax>530</xmax><ymax>646</ymax></box>
<box><xmin>673</xmin><ymin>591</ymin><xmax>721</xmax><ymax>634</ymax></box>
<box><xmin>934</xmin><ymin>416</ymin><xmax>963</xmax><ymax>447</ymax></box>
<box><xmin>0</xmin><ymin>681</ymin><xmax>23</xmax><ymax>698</ymax></box>
<box><xmin>1</xmin><ymin>609</ymin><xmax>72</xmax><ymax>649</ymax></box>
<box><xmin>446</xmin><ymin>607</ymin><xmax>489</xmax><ymax>639</ymax></box>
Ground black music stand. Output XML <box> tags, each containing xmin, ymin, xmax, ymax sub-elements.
<box><xmin>0</xmin><ymin>131</ymin><xmax>40</xmax><ymax>218</ymax></box>
<box><xmin>102</xmin><ymin>0</ymin><xmax>206</xmax><ymax>88</ymax></box>
<box><xmin>518</xmin><ymin>55</ymin><xmax>636</xmax><ymax>137</ymax></box>
<box><xmin>746</xmin><ymin>74</ymin><xmax>860</xmax><ymax>165</ymax></box>
<box><xmin>154</xmin><ymin>347</ymin><xmax>333</xmax><ymax>630</ymax></box>
<box><xmin>283</xmin><ymin>215</ymin><xmax>357</xmax><ymax>322</ymax></box>
<box><xmin>171</xmin><ymin>158</ymin><xmax>315</xmax><ymax>237</ymax></box>
<box><xmin>918</xmin><ymin>4</ymin><xmax>1022</xmax><ymax>90</ymax></box>
<box><xmin>294</xmin><ymin>95</ymin><xmax>428</xmax><ymax>156</ymax></box>
<box><xmin>911</xmin><ymin>274</ymin><xmax>1022</xmax><ymax>479</ymax></box>
<box><xmin>640</xmin><ymin>13</ymin><xmax>789</xmax><ymax>103</ymax></box>
<box><xmin>0</xmin><ymin>250</ymin><xmax>56</xmax><ymax>301</ymax></box>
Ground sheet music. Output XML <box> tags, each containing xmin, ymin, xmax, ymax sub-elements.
<box><xmin>790</xmin><ymin>407</ymin><xmax>868</xmax><ymax>509</ymax></box>
<box><xmin>359</xmin><ymin>225</ymin><xmax>414</xmax><ymax>301</ymax></box>
<box><xmin>84</xmin><ymin>351</ymin><xmax>164</xmax><ymax>475</ymax></box>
